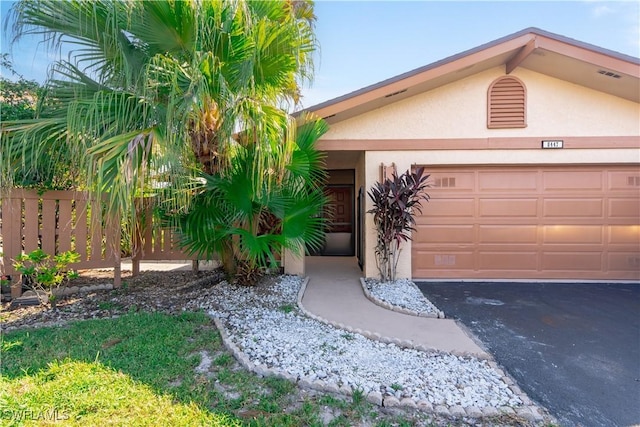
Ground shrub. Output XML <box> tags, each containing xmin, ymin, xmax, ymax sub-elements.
<box><xmin>367</xmin><ymin>167</ymin><xmax>430</xmax><ymax>282</ymax></box>
<box><xmin>12</xmin><ymin>249</ymin><xmax>80</xmax><ymax>308</ymax></box>
<box><xmin>174</xmin><ymin>117</ymin><xmax>329</xmax><ymax>285</ymax></box>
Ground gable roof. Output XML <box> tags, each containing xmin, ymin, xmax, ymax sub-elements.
<box><xmin>301</xmin><ymin>28</ymin><xmax>640</xmax><ymax>125</ymax></box>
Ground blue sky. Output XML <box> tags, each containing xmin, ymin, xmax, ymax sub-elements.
<box><xmin>2</xmin><ymin>1</ymin><xmax>638</xmax><ymax>108</ymax></box>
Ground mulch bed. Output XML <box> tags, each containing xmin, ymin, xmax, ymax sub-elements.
<box><xmin>1</xmin><ymin>269</ymin><xmax>224</xmax><ymax>331</ymax></box>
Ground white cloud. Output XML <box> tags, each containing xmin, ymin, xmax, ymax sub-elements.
<box><xmin>591</xmin><ymin>4</ymin><xmax>614</xmax><ymax>18</ymax></box>
<box><xmin>584</xmin><ymin>1</ymin><xmax>640</xmax><ymax>55</ymax></box>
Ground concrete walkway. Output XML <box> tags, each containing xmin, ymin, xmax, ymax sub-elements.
<box><xmin>302</xmin><ymin>256</ymin><xmax>488</xmax><ymax>358</ymax></box>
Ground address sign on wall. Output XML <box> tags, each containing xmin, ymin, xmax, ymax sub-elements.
<box><xmin>541</xmin><ymin>140</ymin><xmax>564</xmax><ymax>149</ymax></box>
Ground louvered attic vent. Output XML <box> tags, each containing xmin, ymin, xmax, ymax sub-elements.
<box><xmin>487</xmin><ymin>76</ymin><xmax>527</xmax><ymax>129</ymax></box>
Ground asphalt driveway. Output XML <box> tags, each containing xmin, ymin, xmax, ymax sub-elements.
<box><xmin>416</xmin><ymin>281</ymin><xmax>640</xmax><ymax>427</ymax></box>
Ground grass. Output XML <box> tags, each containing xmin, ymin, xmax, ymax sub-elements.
<box><xmin>1</xmin><ymin>311</ymin><xmax>430</xmax><ymax>427</ymax></box>
<box><xmin>96</xmin><ymin>301</ymin><xmax>121</xmax><ymax>310</ymax></box>
<box><xmin>1</xmin><ymin>311</ymin><xmax>533</xmax><ymax>426</ymax></box>
<box><xmin>1</xmin><ymin>360</ymin><xmax>235</xmax><ymax>426</ymax></box>
<box><xmin>278</xmin><ymin>304</ymin><xmax>295</xmax><ymax>314</ymax></box>
<box><xmin>1</xmin><ymin>311</ymin><xmax>218</xmax><ymax>393</ymax></box>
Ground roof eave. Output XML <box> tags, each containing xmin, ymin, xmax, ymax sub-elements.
<box><xmin>296</xmin><ymin>27</ymin><xmax>640</xmax><ymax>122</ymax></box>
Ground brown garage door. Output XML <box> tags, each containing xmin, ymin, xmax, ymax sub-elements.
<box><xmin>412</xmin><ymin>166</ymin><xmax>640</xmax><ymax>281</ymax></box>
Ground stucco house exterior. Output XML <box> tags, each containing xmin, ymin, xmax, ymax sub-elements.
<box><xmin>285</xmin><ymin>27</ymin><xmax>639</xmax><ymax>282</ymax></box>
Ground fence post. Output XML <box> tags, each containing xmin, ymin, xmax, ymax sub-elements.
<box><xmin>107</xmin><ymin>209</ymin><xmax>122</xmax><ymax>288</ymax></box>
<box><xmin>2</xmin><ymin>191</ymin><xmax>23</xmax><ymax>298</ymax></box>
<box><xmin>132</xmin><ymin>198</ymin><xmax>143</xmax><ymax>276</ymax></box>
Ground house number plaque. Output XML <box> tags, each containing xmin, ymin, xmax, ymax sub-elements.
<box><xmin>542</xmin><ymin>140</ymin><xmax>564</xmax><ymax>149</ymax></box>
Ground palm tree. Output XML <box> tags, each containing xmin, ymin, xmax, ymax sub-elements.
<box><xmin>2</xmin><ymin>0</ymin><xmax>323</xmax><ymax>279</ymax></box>
<box><xmin>176</xmin><ymin>116</ymin><xmax>329</xmax><ymax>282</ymax></box>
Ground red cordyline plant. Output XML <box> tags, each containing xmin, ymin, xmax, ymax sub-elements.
<box><xmin>367</xmin><ymin>167</ymin><xmax>430</xmax><ymax>282</ymax></box>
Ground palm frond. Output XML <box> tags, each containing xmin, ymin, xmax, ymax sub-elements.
<box><xmin>5</xmin><ymin>0</ymin><xmax>321</xmax><ymax>282</ymax></box>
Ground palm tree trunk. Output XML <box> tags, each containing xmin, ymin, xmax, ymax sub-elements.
<box><xmin>190</xmin><ymin>99</ymin><xmax>222</xmax><ymax>175</ymax></box>
<box><xmin>220</xmin><ymin>240</ymin><xmax>237</xmax><ymax>278</ymax></box>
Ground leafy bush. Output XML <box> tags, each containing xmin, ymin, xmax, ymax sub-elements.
<box><xmin>0</xmin><ymin>54</ymin><xmax>40</xmax><ymax>121</ymax></box>
<box><xmin>174</xmin><ymin>117</ymin><xmax>329</xmax><ymax>285</ymax></box>
<box><xmin>367</xmin><ymin>167</ymin><xmax>430</xmax><ymax>282</ymax></box>
<box><xmin>12</xmin><ymin>249</ymin><xmax>80</xmax><ymax>307</ymax></box>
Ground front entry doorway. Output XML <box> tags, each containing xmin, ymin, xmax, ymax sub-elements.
<box><xmin>321</xmin><ymin>185</ymin><xmax>355</xmax><ymax>256</ymax></box>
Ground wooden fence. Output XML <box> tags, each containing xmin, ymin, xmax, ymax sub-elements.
<box><xmin>1</xmin><ymin>189</ymin><xmax>200</xmax><ymax>298</ymax></box>
<box><xmin>131</xmin><ymin>197</ymin><xmax>199</xmax><ymax>275</ymax></box>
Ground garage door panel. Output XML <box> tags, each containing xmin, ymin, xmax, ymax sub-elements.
<box><xmin>479</xmin><ymin>199</ymin><xmax>538</xmax><ymax>217</ymax></box>
<box><xmin>422</xmin><ymin>198</ymin><xmax>475</xmax><ymax>218</ymax></box>
<box><xmin>479</xmin><ymin>225</ymin><xmax>537</xmax><ymax>243</ymax></box>
<box><xmin>413</xmin><ymin>165</ymin><xmax>639</xmax><ymax>280</ymax></box>
<box><xmin>608</xmin><ymin>253</ymin><xmax>640</xmax><ymax>273</ymax></box>
<box><xmin>412</xmin><ymin>267</ymin><xmax>471</xmax><ymax>279</ymax></box>
<box><xmin>542</xmin><ymin>225</ymin><xmax>602</xmax><ymax>244</ymax></box>
<box><xmin>412</xmin><ymin>250</ymin><xmax>474</xmax><ymax>269</ymax></box>
<box><xmin>478</xmin><ymin>252</ymin><xmax>538</xmax><ymax>270</ymax></box>
<box><xmin>544</xmin><ymin>199</ymin><xmax>603</xmax><ymax>217</ymax></box>
<box><xmin>541</xmin><ymin>252</ymin><xmax>603</xmax><ymax>271</ymax></box>
<box><xmin>430</xmin><ymin>172</ymin><xmax>475</xmax><ymax>191</ymax></box>
<box><xmin>478</xmin><ymin>171</ymin><xmax>537</xmax><ymax>191</ymax></box>
<box><xmin>609</xmin><ymin>226</ymin><xmax>640</xmax><ymax>245</ymax></box>
<box><xmin>414</xmin><ymin>225</ymin><xmax>474</xmax><ymax>243</ymax></box>
<box><xmin>608</xmin><ymin>170</ymin><xmax>640</xmax><ymax>190</ymax></box>
<box><xmin>543</xmin><ymin>171</ymin><xmax>603</xmax><ymax>191</ymax></box>
<box><xmin>609</xmin><ymin>199</ymin><xmax>640</xmax><ymax>219</ymax></box>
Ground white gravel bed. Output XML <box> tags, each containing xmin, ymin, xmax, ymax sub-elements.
<box><xmin>189</xmin><ymin>275</ymin><xmax>522</xmax><ymax>409</ymax></box>
<box><xmin>363</xmin><ymin>278</ymin><xmax>442</xmax><ymax>317</ymax></box>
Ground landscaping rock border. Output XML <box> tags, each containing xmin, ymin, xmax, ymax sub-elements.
<box><xmin>360</xmin><ymin>278</ymin><xmax>445</xmax><ymax>319</ymax></box>
<box><xmin>5</xmin><ymin>270</ymin><xmax>551</xmax><ymax>424</ymax></box>
<box><xmin>208</xmin><ymin>276</ymin><xmax>549</xmax><ymax>424</ymax></box>
<box><xmin>10</xmin><ymin>284</ymin><xmax>115</xmax><ymax>308</ymax></box>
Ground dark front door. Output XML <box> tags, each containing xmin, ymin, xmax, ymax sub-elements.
<box><xmin>322</xmin><ymin>186</ymin><xmax>354</xmax><ymax>255</ymax></box>
<box><xmin>327</xmin><ymin>187</ymin><xmax>352</xmax><ymax>233</ymax></box>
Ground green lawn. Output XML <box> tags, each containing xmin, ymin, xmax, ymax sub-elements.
<box><xmin>0</xmin><ymin>311</ymin><xmax>430</xmax><ymax>426</ymax></box>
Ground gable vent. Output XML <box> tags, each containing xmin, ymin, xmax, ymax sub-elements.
<box><xmin>597</xmin><ymin>70</ymin><xmax>621</xmax><ymax>79</ymax></box>
<box><xmin>487</xmin><ymin>76</ymin><xmax>527</xmax><ymax>129</ymax></box>
<box><xmin>385</xmin><ymin>89</ymin><xmax>407</xmax><ymax>98</ymax></box>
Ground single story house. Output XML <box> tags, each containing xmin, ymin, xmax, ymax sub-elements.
<box><xmin>285</xmin><ymin>27</ymin><xmax>639</xmax><ymax>282</ymax></box>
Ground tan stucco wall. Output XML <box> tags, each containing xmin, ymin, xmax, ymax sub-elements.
<box><xmin>284</xmin><ymin>244</ymin><xmax>305</xmax><ymax>276</ymax></box>
<box><xmin>324</xmin><ymin>67</ymin><xmax>640</xmax><ymax>140</ymax></box>
<box><xmin>363</xmin><ymin>154</ymin><xmax>418</xmax><ymax>279</ymax></box>
<box><xmin>315</xmin><ymin>66</ymin><xmax>639</xmax><ymax>279</ymax></box>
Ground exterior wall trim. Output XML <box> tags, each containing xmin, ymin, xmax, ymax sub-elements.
<box><xmin>318</xmin><ymin>136</ymin><xmax>640</xmax><ymax>151</ymax></box>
